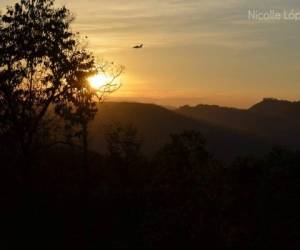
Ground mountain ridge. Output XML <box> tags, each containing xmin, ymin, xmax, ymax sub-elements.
<box><xmin>89</xmin><ymin>102</ymin><xmax>273</xmax><ymax>160</ymax></box>
<box><xmin>177</xmin><ymin>98</ymin><xmax>300</xmax><ymax>147</ymax></box>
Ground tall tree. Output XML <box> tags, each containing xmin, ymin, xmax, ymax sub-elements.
<box><xmin>0</xmin><ymin>0</ymin><xmax>121</xmax><ymax>171</ymax></box>
<box><xmin>56</xmin><ymin>61</ymin><xmax>123</xmax><ymax>170</ymax></box>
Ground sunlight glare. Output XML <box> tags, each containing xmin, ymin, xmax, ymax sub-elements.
<box><xmin>88</xmin><ymin>74</ymin><xmax>111</xmax><ymax>89</ymax></box>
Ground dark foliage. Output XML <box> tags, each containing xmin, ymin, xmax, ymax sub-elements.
<box><xmin>1</xmin><ymin>126</ymin><xmax>300</xmax><ymax>249</ymax></box>
<box><xmin>0</xmin><ymin>0</ymin><xmax>96</xmax><ymax>169</ymax></box>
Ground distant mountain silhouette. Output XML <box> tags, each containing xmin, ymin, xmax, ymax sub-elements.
<box><xmin>89</xmin><ymin>102</ymin><xmax>271</xmax><ymax>160</ymax></box>
<box><xmin>178</xmin><ymin>98</ymin><xmax>300</xmax><ymax>148</ymax></box>
<box><xmin>249</xmin><ymin>98</ymin><xmax>300</xmax><ymax>116</ymax></box>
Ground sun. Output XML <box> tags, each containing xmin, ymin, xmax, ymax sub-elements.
<box><xmin>88</xmin><ymin>74</ymin><xmax>111</xmax><ymax>89</ymax></box>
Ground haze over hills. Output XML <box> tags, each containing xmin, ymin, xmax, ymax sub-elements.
<box><xmin>88</xmin><ymin>98</ymin><xmax>300</xmax><ymax>160</ymax></box>
<box><xmin>178</xmin><ymin>98</ymin><xmax>300</xmax><ymax>147</ymax></box>
<box><xmin>89</xmin><ymin>102</ymin><xmax>272</xmax><ymax>160</ymax></box>
<box><xmin>106</xmin><ymin>96</ymin><xmax>260</xmax><ymax>109</ymax></box>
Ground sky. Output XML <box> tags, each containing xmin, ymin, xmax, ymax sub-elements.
<box><xmin>1</xmin><ymin>0</ymin><xmax>300</xmax><ymax>108</ymax></box>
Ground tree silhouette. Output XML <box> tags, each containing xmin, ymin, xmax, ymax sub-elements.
<box><xmin>154</xmin><ymin>130</ymin><xmax>210</xmax><ymax>188</ymax></box>
<box><xmin>106</xmin><ymin>122</ymin><xmax>142</xmax><ymax>163</ymax></box>
<box><xmin>105</xmin><ymin>122</ymin><xmax>143</xmax><ymax>187</ymax></box>
<box><xmin>0</xmin><ymin>0</ymin><xmax>91</xmax><ymax>163</ymax></box>
<box><xmin>0</xmin><ymin>0</ymin><xmax>123</xmax><ymax>174</ymax></box>
<box><xmin>56</xmin><ymin>61</ymin><xmax>123</xmax><ymax>167</ymax></box>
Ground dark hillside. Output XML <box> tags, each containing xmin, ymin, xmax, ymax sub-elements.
<box><xmin>178</xmin><ymin>98</ymin><xmax>300</xmax><ymax>148</ymax></box>
<box><xmin>89</xmin><ymin>102</ymin><xmax>271</xmax><ymax>160</ymax></box>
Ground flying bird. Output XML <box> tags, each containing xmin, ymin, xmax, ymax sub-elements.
<box><xmin>133</xmin><ymin>44</ymin><xmax>143</xmax><ymax>49</ymax></box>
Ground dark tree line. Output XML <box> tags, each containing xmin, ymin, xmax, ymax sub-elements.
<box><xmin>1</xmin><ymin>123</ymin><xmax>300</xmax><ymax>249</ymax></box>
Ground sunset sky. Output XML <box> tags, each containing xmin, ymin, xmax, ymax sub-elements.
<box><xmin>1</xmin><ymin>0</ymin><xmax>300</xmax><ymax>107</ymax></box>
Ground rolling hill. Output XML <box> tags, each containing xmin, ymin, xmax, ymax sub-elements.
<box><xmin>89</xmin><ymin>102</ymin><xmax>272</xmax><ymax>160</ymax></box>
<box><xmin>177</xmin><ymin>98</ymin><xmax>300</xmax><ymax>147</ymax></box>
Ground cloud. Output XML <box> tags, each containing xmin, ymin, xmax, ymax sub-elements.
<box><xmin>2</xmin><ymin>0</ymin><xmax>299</xmax><ymax>51</ymax></box>
<box><xmin>55</xmin><ymin>0</ymin><xmax>272</xmax><ymax>51</ymax></box>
